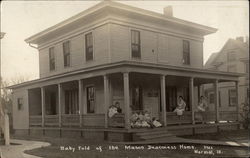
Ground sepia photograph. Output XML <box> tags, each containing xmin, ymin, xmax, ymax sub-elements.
<box><xmin>0</xmin><ymin>0</ymin><xmax>249</xmax><ymax>157</ymax></box>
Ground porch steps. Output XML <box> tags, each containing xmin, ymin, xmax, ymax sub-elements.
<box><xmin>135</xmin><ymin>129</ymin><xmax>175</xmax><ymax>141</ymax></box>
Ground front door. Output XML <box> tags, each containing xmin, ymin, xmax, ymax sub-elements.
<box><xmin>132</xmin><ymin>86</ymin><xmax>143</xmax><ymax>111</ymax></box>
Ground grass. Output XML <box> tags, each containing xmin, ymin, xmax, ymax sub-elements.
<box><xmin>15</xmin><ymin>130</ymin><xmax>249</xmax><ymax>158</ymax></box>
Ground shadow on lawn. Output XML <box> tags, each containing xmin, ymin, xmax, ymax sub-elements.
<box><xmin>13</xmin><ymin>130</ymin><xmax>249</xmax><ymax>158</ymax></box>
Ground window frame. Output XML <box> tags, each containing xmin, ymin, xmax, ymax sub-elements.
<box><xmin>63</xmin><ymin>41</ymin><xmax>70</xmax><ymax>67</ymax></box>
<box><xmin>228</xmin><ymin>89</ymin><xmax>236</xmax><ymax>107</ymax></box>
<box><xmin>131</xmin><ymin>30</ymin><xmax>141</xmax><ymax>58</ymax></box>
<box><xmin>17</xmin><ymin>98</ymin><xmax>23</xmax><ymax>111</ymax></box>
<box><xmin>49</xmin><ymin>47</ymin><xmax>55</xmax><ymax>71</ymax></box>
<box><xmin>85</xmin><ymin>32</ymin><xmax>94</xmax><ymax>61</ymax></box>
<box><xmin>183</xmin><ymin>40</ymin><xmax>190</xmax><ymax>65</ymax></box>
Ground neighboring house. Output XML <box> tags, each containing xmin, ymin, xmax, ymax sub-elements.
<box><xmin>204</xmin><ymin>37</ymin><xmax>249</xmax><ymax>115</ymax></box>
<box><xmin>8</xmin><ymin>1</ymin><xmax>242</xmax><ymax>141</ymax></box>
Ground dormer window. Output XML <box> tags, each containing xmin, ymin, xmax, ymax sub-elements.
<box><xmin>131</xmin><ymin>30</ymin><xmax>141</xmax><ymax>58</ymax></box>
<box><xmin>85</xmin><ymin>32</ymin><xmax>93</xmax><ymax>61</ymax></box>
<box><xmin>49</xmin><ymin>47</ymin><xmax>55</xmax><ymax>71</ymax></box>
<box><xmin>183</xmin><ymin>40</ymin><xmax>190</xmax><ymax>65</ymax></box>
<box><xmin>63</xmin><ymin>41</ymin><xmax>70</xmax><ymax>67</ymax></box>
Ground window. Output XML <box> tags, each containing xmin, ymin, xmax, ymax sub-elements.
<box><xmin>227</xmin><ymin>65</ymin><xmax>236</xmax><ymax>72</ymax></box>
<box><xmin>245</xmin><ymin>63</ymin><xmax>249</xmax><ymax>73</ymax></box>
<box><xmin>131</xmin><ymin>30</ymin><xmax>141</xmax><ymax>58</ymax></box>
<box><xmin>209</xmin><ymin>93</ymin><xmax>214</xmax><ymax>104</ymax></box>
<box><xmin>228</xmin><ymin>89</ymin><xmax>236</xmax><ymax>107</ymax></box>
<box><xmin>63</xmin><ymin>41</ymin><xmax>70</xmax><ymax>67</ymax></box>
<box><xmin>49</xmin><ymin>47</ymin><xmax>55</xmax><ymax>71</ymax></box>
<box><xmin>183</xmin><ymin>40</ymin><xmax>190</xmax><ymax>65</ymax></box>
<box><xmin>17</xmin><ymin>98</ymin><xmax>23</xmax><ymax>111</ymax></box>
<box><xmin>85</xmin><ymin>33</ymin><xmax>93</xmax><ymax>61</ymax></box>
<box><xmin>65</xmin><ymin>90</ymin><xmax>79</xmax><ymax>114</ymax></box>
<box><xmin>86</xmin><ymin>86</ymin><xmax>95</xmax><ymax>113</ymax></box>
<box><xmin>227</xmin><ymin>51</ymin><xmax>236</xmax><ymax>62</ymax></box>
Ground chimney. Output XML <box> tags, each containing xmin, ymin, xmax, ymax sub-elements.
<box><xmin>163</xmin><ymin>6</ymin><xmax>173</xmax><ymax>17</ymax></box>
<box><xmin>236</xmin><ymin>36</ymin><xmax>244</xmax><ymax>42</ymax></box>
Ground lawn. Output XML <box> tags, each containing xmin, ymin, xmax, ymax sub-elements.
<box><xmin>16</xmin><ymin>130</ymin><xmax>249</xmax><ymax>158</ymax></box>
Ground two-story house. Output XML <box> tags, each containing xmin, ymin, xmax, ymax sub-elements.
<box><xmin>204</xmin><ymin>37</ymin><xmax>249</xmax><ymax>117</ymax></box>
<box><xmin>9</xmin><ymin>1</ymin><xmax>242</xmax><ymax>141</ymax></box>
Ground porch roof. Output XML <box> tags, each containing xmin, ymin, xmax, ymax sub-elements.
<box><xmin>8</xmin><ymin>61</ymin><xmax>244</xmax><ymax>89</ymax></box>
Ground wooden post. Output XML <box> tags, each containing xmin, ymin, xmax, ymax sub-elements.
<box><xmin>123</xmin><ymin>72</ymin><xmax>130</xmax><ymax>129</ymax></box>
<box><xmin>104</xmin><ymin>75</ymin><xmax>109</xmax><ymax>128</ymax></box>
<box><xmin>235</xmin><ymin>81</ymin><xmax>240</xmax><ymax>122</ymax></box>
<box><xmin>214</xmin><ymin>79</ymin><xmax>219</xmax><ymax>123</ymax></box>
<box><xmin>41</xmin><ymin>87</ymin><xmax>45</xmax><ymax>127</ymax></box>
<box><xmin>189</xmin><ymin>77</ymin><xmax>195</xmax><ymax>124</ymax></box>
<box><xmin>78</xmin><ymin>80</ymin><xmax>83</xmax><ymax>127</ymax></box>
<box><xmin>58</xmin><ymin>84</ymin><xmax>62</xmax><ymax>127</ymax></box>
<box><xmin>160</xmin><ymin>75</ymin><xmax>167</xmax><ymax>126</ymax></box>
<box><xmin>4</xmin><ymin>113</ymin><xmax>10</xmax><ymax>145</ymax></box>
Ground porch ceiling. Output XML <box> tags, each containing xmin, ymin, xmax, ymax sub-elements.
<box><xmin>8</xmin><ymin>60</ymin><xmax>243</xmax><ymax>90</ymax></box>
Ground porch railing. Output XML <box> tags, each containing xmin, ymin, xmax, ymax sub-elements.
<box><xmin>62</xmin><ymin>114</ymin><xmax>80</xmax><ymax>127</ymax></box>
<box><xmin>82</xmin><ymin>114</ymin><xmax>105</xmax><ymax>127</ymax></box>
<box><xmin>29</xmin><ymin>115</ymin><xmax>42</xmax><ymax>126</ymax></box>
<box><xmin>108</xmin><ymin>113</ymin><xmax>125</xmax><ymax>127</ymax></box>
<box><xmin>219</xmin><ymin>111</ymin><xmax>238</xmax><ymax>122</ymax></box>
<box><xmin>45</xmin><ymin>115</ymin><xmax>59</xmax><ymax>126</ymax></box>
<box><xmin>166</xmin><ymin>111</ymin><xmax>192</xmax><ymax>125</ymax></box>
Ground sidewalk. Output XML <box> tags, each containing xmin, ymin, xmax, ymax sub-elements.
<box><xmin>115</xmin><ymin>136</ymin><xmax>249</xmax><ymax>147</ymax></box>
<box><xmin>0</xmin><ymin>139</ymin><xmax>50</xmax><ymax>158</ymax></box>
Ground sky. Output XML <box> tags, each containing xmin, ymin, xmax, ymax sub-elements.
<box><xmin>1</xmin><ymin>0</ymin><xmax>249</xmax><ymax>82</ymax></box>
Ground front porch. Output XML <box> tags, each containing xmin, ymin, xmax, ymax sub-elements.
<box><xmin>27</xmin><ymin>70</ymin><xmax>240</xmax><ymax>132</ymax></box>
<box><xmin>10</xmin><ymin>61</ymin><xmax>242</xmax><ymax>141</ymax></box>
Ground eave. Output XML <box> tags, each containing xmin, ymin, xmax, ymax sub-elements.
<box><xmin>8</xmin><ymin>61</ymin><xmax>244</xmax><ymax>90</ymax></box>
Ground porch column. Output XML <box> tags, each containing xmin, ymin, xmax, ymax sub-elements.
<box><xmin>78</xmin><ymin>80</ymin><xmax>83</xmax><ymax>127</ymax></box>
<box><xmin>189</xmin><ymin>77</ymin><xmax>195</xmax><ymax>124</ymax></box>
<box><xmin>104</xmin><ymin>74</ymin><xmax>110</xmax><ymax>128</ymax></box>
<box><xmin>41</xmin><ymin>87</ymin><xmax>45</xmax><ymax>127</ymax></box>
<box><xmin>58</xmin><ymin>83</ymin><xmax>62</xmax><ymax>127</ymax></box>
<box><xmin>235</xmin><ymin>81</ymin><xmax>240</xmax><ymax>122</ymax></box>
<box><xmin>214</xmin><ymin>79</ymin><xmax>219</xmax><ymax>123</ymax></box>
<box><xmin>123</xmin><ymin>72</ymin><xmax>130</xmax><ymax>129</ymax></box>
<box><xmin>160</xmin><ymin>75</ymin><xmax>167</xmax><ymax>126</ymax></box>
<box><xmin>198</xmin><ymin>84</ymin><xmax>201</xmax><ymax>98</ymax></box>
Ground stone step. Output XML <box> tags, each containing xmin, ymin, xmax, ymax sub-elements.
<box><xmin>139</xmin><ymin>133</ymin><xmax>174</xmax><ymax>140</ymax></box>
<box><xmin>136</xmin><ymin>130</ymin><xmax>173</xmax><ymax>136</ymax></box>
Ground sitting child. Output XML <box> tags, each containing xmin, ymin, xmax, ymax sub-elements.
<box><xmin>108</xmin><ymin>105</ymin><xmax>117</xmax><ymax>118</ymax></box>
<box><xmin>152</xmin><ymin>117</ymin><xmax>162</xmax><ymax>128</ymax></box>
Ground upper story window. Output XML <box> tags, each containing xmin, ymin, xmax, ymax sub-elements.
<box><xmin>85</xmin><ymin>32</ymin><xmax>93</xmax><ymax>61</ymax></box>
<box><xmin>63</xmin><ymin>41</ymin><xmax>70</xmax><ymax>67</ymax></box>
<box><xmin>227</xmin><ymin>51</ymin><xmax>236</xmax><ymax>62</ymax></box>
<box><xmin>183</xmin><ymin>40</ymin><xmax>190</xmax><ymax>65</ymax></box>
<box><xmin>131</xmin><ymin>30</ymin><xmax>141</xmax><ymax>58</ymax></box>
<box><xmin>49</xmin><ymin>47</ymin><xmax>55</xmax><ymax>71</ymax></box>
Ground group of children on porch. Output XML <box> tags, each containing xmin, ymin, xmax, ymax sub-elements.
<box><xmin>108</xmin><ymin>96</ymin><xmax>208</xmax><ymax>128</ymax></box>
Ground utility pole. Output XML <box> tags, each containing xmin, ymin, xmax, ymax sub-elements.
<box><xmin>0</xmin><ymin>32</ymin><xmax>6</xmax><ymax>114</ymax></box>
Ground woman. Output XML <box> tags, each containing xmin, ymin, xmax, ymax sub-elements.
<box><xmin>173</xmin><ymin>96</ymin><xmax>186</xmax><ymax>116</ymax></box>
<box><xmin>196</xmin><ymin>96</ymin><xmax>207</xmax><ymax>123</ymax></box>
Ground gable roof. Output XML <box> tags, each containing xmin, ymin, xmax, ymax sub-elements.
<box><xmin>25</xmin><ymin>1</ymin><xmax>217</xmax><ymax>45</ymax></box>
<box><xmin>205</xmin><ymin>38</ymin><xmax>249</xmax><ymax>68</ymax></box>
